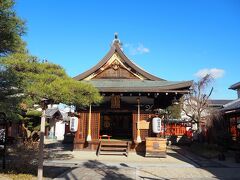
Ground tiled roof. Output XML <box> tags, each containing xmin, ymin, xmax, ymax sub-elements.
<box><xmin>84</xmin><ymin>79</ymin><xmax>192</xmax><ymax>92</ymax></box>
<box><xmin>45</xmin><ymin>108</ymin><xmax>60</xmax><ymax>118</ymax></box>
<box><xmin>229</xmin><ymin>82</ymin><xmax>240</xmax><ymax>90</ymax></box>
<box><xmin>208</xmin><ymin>99</ymin><xmax>233</xmax><ymax>107</ymax></box>
<box><xmin>222</xmin><ymin>98</ymin><xmax>240</xmax><ymax>112</ymax></box>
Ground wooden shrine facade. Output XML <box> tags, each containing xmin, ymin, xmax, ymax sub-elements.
<box><xmin>73</xmin><ymin>34</ymin><xmax>192</xmax><ymax>151</ymax></box>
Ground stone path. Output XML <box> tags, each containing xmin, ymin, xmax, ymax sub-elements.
<box><xmin>53</xmin><ymin>162</ymin><xmax>240</xmax><ymax>180</ymax></box>
<box><xmin>171</xmin><ymin>145</ymin><xmax>227</xmax><ymax>168</ymax></box>
<box><xmin>42</xmin><ymin>142</ymin><xmax>240</xmax><ymax>179</ymax></box>
<box><xmin>42</xmin><ymin>147</ymin><xmax>240</xmax><ymax>180</ymax></box>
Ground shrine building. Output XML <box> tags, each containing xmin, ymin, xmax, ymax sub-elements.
<box><xmin>73</xmin><ymin>34</ymin><xmax>192</xmax><ymax>154</ymax></box>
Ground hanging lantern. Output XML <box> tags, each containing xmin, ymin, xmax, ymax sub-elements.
<box><xmin>69</xmin><ymin>117</ymin><xmax>78</xmax><ymax>132</ymax></box>
<box><xmin>152</xmin><ymin>117</ymin><xmax>161</xmax><ymax>133</ymax></box>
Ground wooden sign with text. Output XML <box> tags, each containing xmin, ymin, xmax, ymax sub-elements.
<box><xmin>137</xmin><ymin>120</ymin><xmax>150</xmax><ymax>129</ymax></box>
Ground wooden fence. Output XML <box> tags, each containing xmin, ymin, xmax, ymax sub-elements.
<box><xmin>164</xmin><ymin>122</ymin><xmax>191</xmax><ymax>136</ymax></box>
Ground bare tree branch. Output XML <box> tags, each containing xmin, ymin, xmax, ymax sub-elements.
<box><xmin>181</xmin><ymin>74</ymin><xmax>213</xmax><ymax>131</ymax></box>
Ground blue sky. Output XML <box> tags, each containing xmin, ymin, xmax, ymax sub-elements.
<box><xmin>15</xmin><ymin>0</ymin><xmax>240</xmax><ymax>99</ymax></box>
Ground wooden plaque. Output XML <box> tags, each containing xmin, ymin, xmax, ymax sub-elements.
<box><xmin>138</xmin><ymin>120</ymin><xmax>150</xmax><ymax>129</ymax></box>
<box><xmin>111</xmin><ymin>95</ymin><xmax>120</xmax><ymax>109</ymax></box>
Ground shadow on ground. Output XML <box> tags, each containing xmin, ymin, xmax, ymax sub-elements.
<box><xmin>168</xmin><ymin>145</ymin><xmax>240</xmax><ymax>179</ymax></box>
<box><xmin>44</xmin><ymin>141</ymin><xmax>74</xmax><ymax>160</ymax></box>
<box><xmin>0</xmin><ymin>163</ymin><xmax>74</xmax><ymax>179</ymax></box>
<box><xmin>0</xmin><ymin>141</ymin><xmax>75</xmax><ymax>179</ymax></box>
<box><xmin>56</xmin><ymin>160</ymin><xmax>135</xmax><ymax>180</ymax></box>
<box><xmin>78</xmin><ymin>160</ymin><xmax>173</xmax><ymax>180</ymax></box>
<box><xmin>82</xmin><ymin>160</ymin><xmax>134</xmax><ymax>180</ymax></box>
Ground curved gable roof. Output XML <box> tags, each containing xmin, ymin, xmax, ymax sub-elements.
<box><xmin>73</xmin><ymin>42</ymin><xmax>164</xmax><ymax>81</ymax></box>
<box><xmin>229</xmin><ymin>82</ymin><xmax>240</xmax><ymax>90</ymax></box>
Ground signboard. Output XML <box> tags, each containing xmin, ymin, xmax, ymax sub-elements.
<box><xmin>69</xmin><ymin>117</ymin><xmax>78</xmax><ymax>132</ymax></box>
<box><xmin>138</xmin><ymin>120</ymin><xmax>150</xmax><ymax>129</ymax></box>
<box><xmin>0</xmin><ymin>129</ymin><xmax>5</xmax><ymax>145</ymax></box>
<box><xmin>0</xmin><ymin>113</ymin><xmax>6</xmax><ymax>144</ymax></box>
<box><xmin>111</xmin><ymin>95</ymin><xmax>120</xmax><ymax>109</ymax></box>
<box><xmin>0</xmin><ymin>112</ymin><xmax>7</xmax><ymax>169</ymax></box>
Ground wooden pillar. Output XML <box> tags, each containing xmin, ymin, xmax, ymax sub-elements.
<box><xmin>136</xmin><ymin>98</ymin><xmax>142</xmax><ymax>143</ymax></box>
<box><xmin>163</xmin><ymin>115</ymin><xmax>166</xmax><ymax>138</ymax></box>
<box><xmin>86</xmin><ymin>104</ymin><xmax>92</xmax><ymax>142</ymax></box>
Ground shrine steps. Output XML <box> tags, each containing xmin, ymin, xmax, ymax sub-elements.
<box><xmin>97</xmin><ymin>141</ymin><xmax>129</xmax><ymax>156</ymax></box>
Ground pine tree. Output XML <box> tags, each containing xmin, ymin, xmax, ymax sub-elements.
<box><xmin>0</xmin><ymin>0</ymin><xmax>26</xmax><ymax>56</ymax></box>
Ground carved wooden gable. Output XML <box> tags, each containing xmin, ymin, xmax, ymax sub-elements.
<box><xmin>84</xmin><ymin>53</ymin><xmax>145</xmax><ymax>80</ymax></box>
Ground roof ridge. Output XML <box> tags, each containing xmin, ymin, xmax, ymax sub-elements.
<box><xmin>87</xmin><ymin>79</ymin><xmax>191</xmax><ymax>83</ymax></box>
<box><xmin>209</xmin><ymin>99</ymin><xmax>233</xmax><ymax>100</ymax></box>
<box><xmin>114</xmin><ymin>45</ymin><xmax>164</xmax><ymax>81</ymax></box>
<box><xmin>223</xmin><ymin>98</ymin><xmax>240</xmax><ymax>108</ymax></box>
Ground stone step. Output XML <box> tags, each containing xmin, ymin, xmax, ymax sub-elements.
<box><xmin>97</xmin><ymin>141</ymin><xmax>129</xmax><ymax>156</ymax></box>
<box><xmin>101</xmin><ymin>142</ymin><xmax>128</xmax><ymax>146</ymax></box>
<box><xmin>100</xmin><ymin>147</ymin><xmax>127</xmax><ymax>151</ymax></box>
<box><xmin>99</xmin><ymin>151</ymin><xmax>127</xmax><ymax>156</ymax></box>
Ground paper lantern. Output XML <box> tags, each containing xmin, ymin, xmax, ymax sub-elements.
<box><xmin>69</xmin><ymin>117</ymin><xmax>78</xmax><ymax>132</ymax></box>
<box><xmin>152</xmin><ymin>117</ymin><xmax>161</xmax><ymax>133</ymax></box>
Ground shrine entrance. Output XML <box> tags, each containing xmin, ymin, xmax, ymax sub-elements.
<box><xmin>100</xmin><ymin>112</ymin><xmax>132</xmax><ymax>140</ymax></box>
